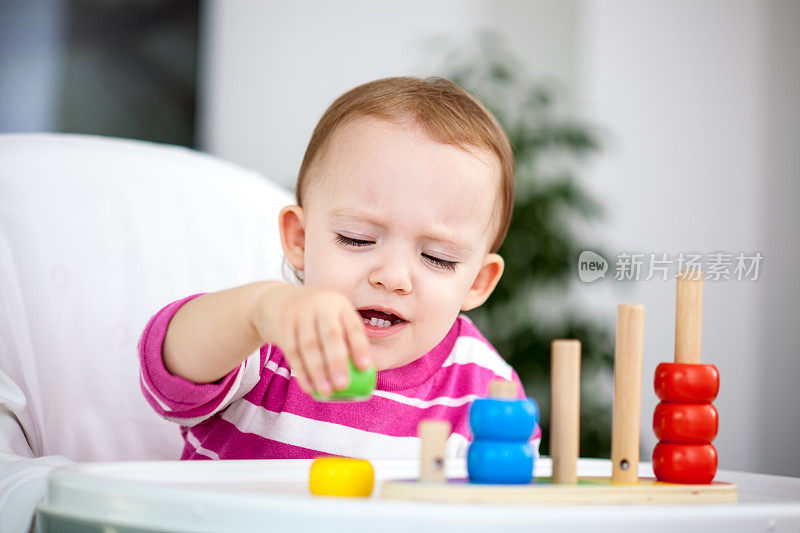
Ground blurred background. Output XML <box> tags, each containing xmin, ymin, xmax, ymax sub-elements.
<box><xmin>1</xmin><ymin>0</ymin><xmax>798</xmax><ymax>477</ymax></box>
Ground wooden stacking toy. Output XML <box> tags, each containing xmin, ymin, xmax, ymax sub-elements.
<box><xmin>611</xmin><ymin>304</ymin><xmax>645</xmax><ymax>483</ymax></box>
<box><xmin>309</xmin><ymin>457</ymin><xmax>374</xmax><ymax>497</ymax></box>
<box><xmin>652</xmin><ymin>270</ymin><xmax>720</xmax><ymax>484</ymax></box>
<box><xmin>381</xmin><ymin>284</ymin><xmax>737</xmax><ymax>504</ymax></box>
<box><xmin>312</xmin><ymin>359</ymin><xmax>377</xmax><ymax>402</ymax></box>
<box><xmin>467</xmin><ymin>380</ymin><xmax>539</xmax><ymax>484</ymax></box>
<box><xmin>419</xmin><ymin>420</ymin><xmax>451</xmax><ymax>483</ymax></box>
<box><xmin>550</xmin><ymin>339</ymin><xmax>581</xmax><ymax>484</ymax></box>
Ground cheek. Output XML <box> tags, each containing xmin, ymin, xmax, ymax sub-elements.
<box><xmin>418</xmin><ymin>271</ymin><xmax>474</xmax><ymax>311</ymax></box>
<box><xmin>302</xmin><ymin>238</ymin><xmax>359</xmax><ymax>288</ymax></box>
<box><xmin>448</xmin><ymin>263</ymin><xmax>486</xmax><ymax>307</ymax></box>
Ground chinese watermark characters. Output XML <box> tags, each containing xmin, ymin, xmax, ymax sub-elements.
<box><xmin>578</xmin><ymin>251</ymin><xmax>763</xmax><ymax>283</ymax></box>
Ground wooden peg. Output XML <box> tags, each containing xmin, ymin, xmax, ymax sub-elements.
<box><xmin>550</xmin><ymin>339</ymin><xmax>581</xmax><ymax>484</ymax></box>
<box><xmin>611</xmin><ymin>304</ymin><xmax>645</xmax><ymax>484</ymax></box>
<box><xmin>488</xmin><ymin>379</ymin><xmax>518</xmax><ymax>399</ymax></box>
<box><xmin>419</xmin><ymin>420</ymin><xmax>451</xmax><ymax>483</ymax></box>
<box><xmin>675</xmin><ymin>270</ymin><xmax>703</xmax><ymax>364</ymax></box>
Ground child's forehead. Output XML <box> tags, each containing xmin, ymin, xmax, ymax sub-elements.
<box><xmin>303</xmin><ymin>116</ymin><xmax>503</xmax><ymax>245</ymax></box>
<box><xmin>316</xmin><ymin>117</ymin><xmax>499</xmax><ymax>183</ymax></box>
<box><xmin>329</xmin><ymin>116</ymin><xmax>494</xmax><ymax>163</ymax></box>
<box><xmin>313</xmin><ymin>129</ymin><xmax>498</xmax><ymax>204</ymax></box>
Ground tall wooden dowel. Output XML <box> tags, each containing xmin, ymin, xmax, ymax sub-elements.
<box><xmin>611</xmin><ymin>304</ymin><xmax>645</xmax><ymax>484</ymax></box>
<box><xmin>419</xmin><ymin>420</ymin><xmax>451</xmax><ymax>483</ymax></box>
<box><xmin>550</xmin><ymin>339</ymin><xmax>581</xmax><ymax>484</ymax></box>
<box><xmin>675</xmin><ymin>270</ymin><xmax>703</xmax><ymax>364</ymax></box>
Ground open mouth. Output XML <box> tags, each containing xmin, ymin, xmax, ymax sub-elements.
<box><xmin>357</xmin><ymin>309</ymin><xmax>407</xmax><ymax>329</ymax></box>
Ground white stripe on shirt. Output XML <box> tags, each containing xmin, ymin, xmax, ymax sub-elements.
<box><xmin>140</xmin><ymin>371</ymin><xmax>171</xmax><ymax>412</ymax></box>
<box><xmin>371</xmin><ymin>390</ymin><xmax>479</xmax><ymax>409</ymax></box>
<box><xmin>220</xmin><ymin>401</ymin><xmax>468</xmax><ymax>459</ymax></box>
<box><xmin>186</xmin><ymin>428</ymin><xmax>221</xmax><ymax>459</ymax></box>
<box><xmin>160</xmin><ymin>349</ymin><xmax>261</xmax><ymax>427</ymax></box>
<box><xmin>264</xmin><ymin>358</ymin><xmax>291</xmax><ymax>380</ymax></box>
<box><xmin>441</xmin><ymin>336</ymin><xmax>513</xmax><ymax>380</ymax></box>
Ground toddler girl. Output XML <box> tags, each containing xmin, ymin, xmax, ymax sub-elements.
<box><xmin>138</xmin><ymin>76</ymin><xmax>540</xmax><ymax>460</ymax></box>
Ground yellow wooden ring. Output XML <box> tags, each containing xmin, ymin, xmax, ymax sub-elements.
<box><xmin>309</xmin><ymin>457</ymin><xmax>374</xmax><ymax>498</ymax></box>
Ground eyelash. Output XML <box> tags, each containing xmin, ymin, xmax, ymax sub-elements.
<box><xmin>335</xmin><ymin>234</ymin><xmax>372</xmax><ymax>247</ymax></box>
<box><xmin>423</xmin><ymin>254</ymin><xmax>457</xmax><ymax>272</ymax></box>
<box><xmin>334</xmin><ymin>234</ymin><xmax>458</xmax><ymax>272</ymax></box>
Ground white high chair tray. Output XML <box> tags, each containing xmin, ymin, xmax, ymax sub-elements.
<box><xmin>37</xmin><ymin>458</ymin><xmax>800</xmax><ymax>532</ymax></box>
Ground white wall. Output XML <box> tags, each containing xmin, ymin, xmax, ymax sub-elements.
<box><xmin>198</xmin><ymin>0</ymin><xmax>577</xmax><ymax>190</ymax></box>
<box><xmin>576</xmin><ymin>0</ymin><xmax>799</xmax><ymax>475</ymax></box>
<box><xmin>198</xmin><ymin>0</ymin><xmax>799</xmax><ymax>476</ymax></box>
<box><xmin>760</xmin><ymin>0</ymin><xmax>800</xmax><ymax>477</ymax></box>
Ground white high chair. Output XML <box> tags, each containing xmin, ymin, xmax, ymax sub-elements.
<box><xmin>0</xmin><ymin>134</ymin><xmax>292</xmax><ymax>532</ymax></box>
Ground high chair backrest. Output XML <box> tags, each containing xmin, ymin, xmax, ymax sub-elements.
<box><xmin>0</xmin><ymin>133</ymin><xmax>292</xmax><ymax>463</ymax></box>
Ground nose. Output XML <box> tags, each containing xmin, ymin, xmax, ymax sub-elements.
<box><xmin>368</xmin><ymin>258</ymin><xmax>413</xmax><ymax>295</ymax></box>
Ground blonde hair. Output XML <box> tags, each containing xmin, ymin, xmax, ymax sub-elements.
<box><xmin>296</xmin><ymin>76</ymin><xmax>514</xmax><ymax>253</ymax></box>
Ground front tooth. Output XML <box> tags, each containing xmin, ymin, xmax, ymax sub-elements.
<box><xmin>367</xmin><ymin>317</ymin><xmax>392</xmax><ymax>328</ymax></box>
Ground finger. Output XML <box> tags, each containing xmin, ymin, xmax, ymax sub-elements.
<box><xmin>292</xmin><ymin>368</ymin><xmax>313</xmax><ymax>395</ymax></box>
<box><xmin>297</xmin><ymin>314</ymin><xmax>331</xmax><ymax>396</ymax></box>
<box><xmin>317</xmin><ymin>312</ymin><xmax>350</xmax><ymax>391</ymax></box>
<box><xmin>279</xmin><ymin>332</ymin><xmax>313</xmax><ymax>395</ymax></box>
<box><xmin>343</xmin><ymin>308</ymin><xmax>372</xmax><ymax>370</ymax></box>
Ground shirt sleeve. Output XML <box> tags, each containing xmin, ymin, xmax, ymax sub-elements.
<box><xmin>138</xmin><ymin>294</ymin><xmax>264</xmax><ymax>427</ymax></box>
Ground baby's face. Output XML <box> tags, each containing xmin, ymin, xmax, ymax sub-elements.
<box><xmin>297</xmin><ymin>117</ymin><xmax>501</xmax><ymax>370</ymax></box>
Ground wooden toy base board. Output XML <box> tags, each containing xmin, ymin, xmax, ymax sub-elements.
<box><xmin>381</xmin><ymin>477</ymin><xmax>738</xmax><ymax>505</ymax></box>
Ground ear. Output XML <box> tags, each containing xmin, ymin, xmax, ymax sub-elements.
<box><xmin>461</xmin><ymin>253</ymin><xmax>504</xmax><ymax>311</ymax></box>
<box><xmin>279</xmin><ymin>205</ymin><xmax>306</xmax><ymax>271</ymax></box>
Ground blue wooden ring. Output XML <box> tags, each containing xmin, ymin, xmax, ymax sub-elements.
<box><xmin>469</xmin><ymin>397</ymin><xmax>539</xmax><ymax>441</ymax></box>
<box><xmin>467</xmin><ymin>440</ymin><xmax>534</xmax><ymax>484</ymax></box>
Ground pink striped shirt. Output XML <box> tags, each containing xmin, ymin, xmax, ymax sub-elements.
<box><xmin>139</xmin><ymin>295</ymin><xmax>541</xmax><ymax>460</ymax></box>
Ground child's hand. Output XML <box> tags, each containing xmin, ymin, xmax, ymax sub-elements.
<box><xmin>253</xmin><ymin>284</ymin><xmax>371</xmax><ymax>397</ymax></box>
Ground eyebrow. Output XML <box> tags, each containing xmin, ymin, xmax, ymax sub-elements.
<box><xmin>327</xmin><ymin>208</ymin><xmax>474</xmax><ymax>256</ymax></box>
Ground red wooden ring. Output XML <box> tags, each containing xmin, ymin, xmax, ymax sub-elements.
<box><xmin>653</xmin><ymin>401</ymin><xmax>718</xmax><ymax>443</ymax></box>
<box><xmin>653</xmin><ymin>442</ymin><xmax>717</xmax><ymax>484</ymax></box>
<box><xmin>654</xmin><ymin>362</ymin><xmax>719</xmax><ymax>402</ymax></box>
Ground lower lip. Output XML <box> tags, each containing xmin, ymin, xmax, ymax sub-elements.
<box><xmin>363</xmin><ymin>320</ymin><xmax>408</xmax><ymax>338</ymax></box>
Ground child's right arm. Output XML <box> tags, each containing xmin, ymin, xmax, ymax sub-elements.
<box><xmin>162</xmin><ymin>281</ymin><xmax>371</xmax><ymax>397</ymax></box>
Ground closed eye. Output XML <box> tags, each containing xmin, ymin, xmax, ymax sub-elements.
<box><xmin>423</xmin><ymin>254</ymin><xmax>457</xmax><ymax>272</ymax></box>
<box><xmin>335</xmin><ymin>233</ymin><xmax>374</xmax><ymax>247</ymax></box>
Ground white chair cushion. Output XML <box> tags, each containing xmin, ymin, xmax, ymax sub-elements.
<box><xmin>0</xmin><ymin>133</ymin><xmax>293</xmax><ymax>463</ymax></box>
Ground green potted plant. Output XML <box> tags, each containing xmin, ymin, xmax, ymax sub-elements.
<box><xmin>437</xmin><ymin>32</ymin><xmax>616</xmax><ymax>458</ymax></box>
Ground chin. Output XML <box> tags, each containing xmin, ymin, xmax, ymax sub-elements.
<box><xmin>369</xmin><ymin>347</ymin><xmax>417</xmax><ymax>371</ymax></box>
